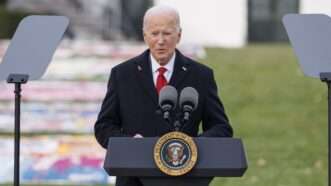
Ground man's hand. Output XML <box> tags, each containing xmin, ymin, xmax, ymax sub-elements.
<box><xmin>133</xmin><ymin>133</ymin><xmax>143</xmax><ymax>138</ymax></box>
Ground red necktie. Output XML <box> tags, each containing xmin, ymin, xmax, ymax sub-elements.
<box><xmin>156</xmin><ymin>67</ymin><xmax>167</xmax><ymax>94</ymax></box>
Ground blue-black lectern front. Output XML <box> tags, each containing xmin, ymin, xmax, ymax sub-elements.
<box><xmin>104</xmin><ymin>137</ymin><xmax>247</xmax><ymax>186</ymax></box>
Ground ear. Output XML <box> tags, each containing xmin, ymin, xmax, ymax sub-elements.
<box><xmin>177</xmin><ymin>28</ymin><xmax>182</xmax><ymax>43</ymax></box>
<box><xmin>143</xmin><ymin>30</ymin><xmax>147</xmax><ymax>43</ymax></box>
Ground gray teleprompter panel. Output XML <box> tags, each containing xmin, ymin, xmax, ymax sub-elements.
<box><xmin>0</xmin><ymin>15</ymin><xmax>69</xmax><ymax>80</ymax></box>
<box><xmin>283</xmin><ymin>14</ymin><xmax>331</xmax><ymax>78</ymax></box>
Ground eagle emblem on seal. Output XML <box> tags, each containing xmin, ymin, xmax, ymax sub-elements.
<box><xmin>166</xmin><ymin>142</ymin><xmax>187</xmax><ymax>166</ymax></box>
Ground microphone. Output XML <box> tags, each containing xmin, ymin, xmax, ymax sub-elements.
<box><xmin>179</xmin><ymin>87</ymin><xmax>199</xmax><ymax>122</ymax></box>
<box><xmin>158</xmin><ymin>85</ymin><xmax>178</xmax><ymax>121</ymax></box>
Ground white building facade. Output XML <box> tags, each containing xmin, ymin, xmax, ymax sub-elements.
<box><xmin>155</xmin><ymin>0</ymin><xmax>331</xmax><ymax>48</ymax></box>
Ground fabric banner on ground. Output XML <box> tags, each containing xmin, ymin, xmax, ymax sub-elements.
<box><xmin>0</xmin><ymin>81</ymin><xmax>106</xmax><ymax>102</ymax></box>
<box><xmin>0</xmin><ymin>102</ymin><xmax>99</xmax><ymax>133</ymax></box>
<box><xmin>0</xmin><ymin>136</ymin><xmax>114</xmax><ymax>184</ymax></box>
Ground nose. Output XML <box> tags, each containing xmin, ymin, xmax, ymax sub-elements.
<box><xmin>157</xmin><ymin>35</ymin><xmax>165</xmax><ymax>45</ymax></box>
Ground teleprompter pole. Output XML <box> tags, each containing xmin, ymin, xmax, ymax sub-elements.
<box><xmin>7</xmin><ymin>74</ymin><xmax>28</xmax><ymax>186</ymax></box>
<box><xmin>320</xmin><ymin>72</ymin><xmax>331</xmax><ymax>186</ymax></box>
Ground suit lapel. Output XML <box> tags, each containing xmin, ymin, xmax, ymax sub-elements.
<box><xmin>169</xmin><ymin>50</ymin><xmax>191</xmax><ymax>88</ymax></box>
<box><xmin>134</xmin><ymin>50</ymin><xmax>158</xmax><ymax>105</ymax></box>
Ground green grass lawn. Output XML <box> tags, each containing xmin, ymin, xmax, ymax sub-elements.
<box><xmin>204</xmin><ymin>44</ymin><xmax>327</xmax><ymax>186</ymax></box>
<box><xmin>1</xmin><ymin>43</ymin><xmax>328</xmax><ymax>186</ymax></box>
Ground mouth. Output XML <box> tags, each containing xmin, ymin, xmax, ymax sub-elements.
<box><xmin>156</xmin><ymin>49</ymin><xmax>167</xmax><ymax>53</ymax></box>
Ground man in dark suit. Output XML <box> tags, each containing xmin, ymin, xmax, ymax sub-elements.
<box><xmin>94</xmin><ymin>5</ymin><xmax>233</xmax><ymax>186</ymax></box>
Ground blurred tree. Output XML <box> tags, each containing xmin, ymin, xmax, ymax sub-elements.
<box><xmin>3</xmin><ymin>0</ymin><xmax>152</xmax><ymax>41</ymax></box>
<box><xmin>0</xmin><ymin>2</ymin><xmax>28</xmax><ymax>38</ymax></box>
<box><xmin>248</xmin><ymin>0</ymin><xmax>299</xmax><ymax>42</ymax></box>
<box><xmin>121</xmin><ymin>0</ymin><xmax>152</xmax><ymax>41</ymax></box>
<box><xmin>0</xmin><ymin>0</ymin><xmax>7</xmax><ymax>5</ymax></box>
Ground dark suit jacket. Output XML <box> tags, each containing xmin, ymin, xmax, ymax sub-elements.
<box><xmin>94</xmin><ymin>49</ymin><xmax>233</xmax><ymax>186</ymax></box>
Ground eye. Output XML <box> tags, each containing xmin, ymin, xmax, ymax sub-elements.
<box><xmin>151</xmin><ymin>32</ymin><xmax>159</xmax><ymax>36</ymax></box>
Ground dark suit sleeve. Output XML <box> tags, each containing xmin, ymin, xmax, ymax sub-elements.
<box><xmin>200</xmin><ymin>69</ymin><xmax>233</xmax><ymax>137</ymax></box>
<box><xmin>94</xmin><ymin>68</ymin><xmax>130</xmax><ymax>149</ymax></box>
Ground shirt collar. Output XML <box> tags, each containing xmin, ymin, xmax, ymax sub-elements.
<box><xmin>150</xmin><ymin>52</ymin><xmax>176</xmax><ymax>74</ymax></box>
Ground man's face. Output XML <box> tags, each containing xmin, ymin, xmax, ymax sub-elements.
<box><xmin>143</xmin><ymin>13</ymin><xmax>181</xmax><ymax>65</ymax></box>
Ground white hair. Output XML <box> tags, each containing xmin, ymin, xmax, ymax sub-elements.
<box><xmin>143</xmin><ymin>5</ymin><xmax>181</xmax><ymax>32</ymax></box>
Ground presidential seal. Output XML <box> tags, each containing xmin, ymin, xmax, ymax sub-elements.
<box><xmin>153</xmin><ymin>131</ymin><xmax>198</xmax><ymax>176</ymax></box>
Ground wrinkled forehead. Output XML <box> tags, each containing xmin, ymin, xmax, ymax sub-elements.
<box><xmin>143</xmin><ymin>6</ymin><xmax>180</xmax><ymax>31</ymax></box>
<box><xmin>145</xmin><ymin>15</ymin><xmax>178</xmax><ymax>30</ymax></box>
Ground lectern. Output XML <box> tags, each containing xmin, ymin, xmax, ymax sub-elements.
<box><xmin>104</xmin><ymin>137</ymin><xmax>247</xmax><ymax>186</ymax></box>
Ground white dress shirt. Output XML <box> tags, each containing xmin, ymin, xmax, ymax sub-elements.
<box><xmin>150</xmin><ymin>52</ymin><xmax>176</xmax><ymax>85</ymax></box>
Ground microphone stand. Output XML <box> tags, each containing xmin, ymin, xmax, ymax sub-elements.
<box><xmin>173</xmin><ymin>120</ymin><xmax>182</xmax><ymax>131</ymax></box>
<box><xmin>158</xmin><ymin>105</ymin><xmax>193</xmax><ymax>133</ymax></box>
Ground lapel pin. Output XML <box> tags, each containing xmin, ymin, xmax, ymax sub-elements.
<box><xmin>137</xmin><ymin>65</ymin><xmax>142</xmax><ymax>71</ymax></box>
<box><xmin>182</xmin><ymin>66</ymin><xmax>187</xmax><ymax>71</ymax></box>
